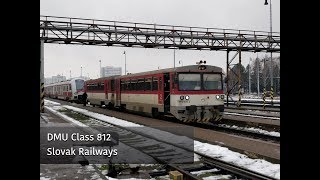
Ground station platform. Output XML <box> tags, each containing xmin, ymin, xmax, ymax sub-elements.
<box><xmin>40</xmin><ymin>109</ymin><xmax>108</xmax><ymax>180</ymax></box>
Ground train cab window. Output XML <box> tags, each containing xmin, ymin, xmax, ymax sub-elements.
<box><xmin>203</xmin><ymin>74</ymin><xmax>222</xmax><ymax>90</ymax></box>
<box><xmin>178</xmin><ymin>73</ymin><xmax>201</xmax><ymax>91</ymax></box>
<box><xmin>69</xmin><ymin>84</ymin><xmax>72</xmax><ymax>91</ymax></box>
<box><xmin>152</xmin><ymin>77</ymin><xmax>158</xmax><ymax>91</ymax></box>
<box><xmin>75</xmin><ymin>79</ymin><xmax>84</xmax><ymax>90</ymax></box>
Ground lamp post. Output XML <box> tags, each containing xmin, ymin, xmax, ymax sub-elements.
<box><xmin>256</xmin><ymin>56</ymin><xmax>260</xmax><ymax>97</ymax></box>
<box><xmin>99</xmin><ymin>60</ymin><xmax>101</xmax><ymax>77</ymax></box>
<box><xmin>265</xmin><ymin>0</ymin><xmax>273</xmax><ymax>90</ymax></box>
<box><xmin>123</xmin><ymin>51</ymin><xmax>126</xmax><ymax>75</ymax></box>
<box><xmin>248</xmin><ymin>59</ymin><xmax>252</xmax><ymax>94</ymax></box>
<box><xmin>174</xmin><ymin>49</ymin><xmax>176</xmax><ymax>68</ymax></box>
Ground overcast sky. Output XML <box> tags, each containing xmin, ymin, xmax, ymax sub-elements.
<box><xmin>40</xmin><ymin>0</ymin><xmax>280</xmax><ymax>79</ymax></box>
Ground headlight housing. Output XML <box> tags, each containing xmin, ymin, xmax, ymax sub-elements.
<box><xmin>220</xmin><ymin>95</ymin><xmax>225</xmax><ymax>99</ymax></box>
<box><xmin>216</xmin><ymin>95</ymin><xmax>220</xmax><ymax>99</ymax></box>
<box><xmin>185</xmin><ymin>95</ymin><xmax>190</xmax><ymax>100</ymax></box>
<box><xmin>180</xmin><ymin>96</ymin><xmax>184</xmax><ymax>100</ymax></box>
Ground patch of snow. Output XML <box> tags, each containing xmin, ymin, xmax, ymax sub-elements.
<box><xmin>219</xmin><ymin>124</ymin><xmax>280</xmax><ymax>137</ymax></box>
<box><xmin>45</xmin><ymin>106</ymin><xmax>88</xmax><ymax>127</ymax></box>
<box><xmin>202</xmin><ymin>174</ymin><xmax>232</xmax><ymax>180</ymax></box>
<box><xmin>40</xmin><ymin>177</ymin><xmax>51</xmax><ymax>180</ymax></box>
<box><xmin>44</xmin><ymin>99</ymin><xmax>61</xmax><ymax>105</ymax></box>
<box><xmin>190</xmin><ymin>168</ymin><xmax>219</xmax><ymax>175</ymax></box>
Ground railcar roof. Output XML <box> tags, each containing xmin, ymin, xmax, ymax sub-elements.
<box><xmin>85</xmin><ymin>75</ymin><xmax>120</xmax><ymax>82</ymax></box>
<box><xmin>44</xmin><ymin>78</ymin><xmax>85</xmax><ymax>87</ymax></box>
<box><xmin>120</xmin><ymin>65</ymin><xmax>222</xmax><ymax>78</ymax></box>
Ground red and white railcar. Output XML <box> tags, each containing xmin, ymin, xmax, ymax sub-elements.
<box><xmin>84</xmin><ymin>76</ymin><xmax>119</xmax><ymax>108</ymax></box>
<box><xmin>85</xmin><ymin>65</ymin><xmax>225</xmax><ymax>122</ymax></box>
<box><xmin>44</xmin><ymin>78</ymin><xmax>85</xmax><ymax>102</ymax></box>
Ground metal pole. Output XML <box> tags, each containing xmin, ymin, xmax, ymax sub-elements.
<box><xmin>248</xmin><ymin>60</ymin><xmax>251</xmax><ymax>94</ymax></box>
<box><xmin>269</xmin><ymin>0</ymin><xmax>274</xmax><ymax>105</ymax></box>
<box><xmin>269</xmin><ymin>0</ymin><xmax>273</xmax><ymax>89</ymax></box>
<box><xmin>237</xmin><ymin>49</ymin><xmax>241</xmax><ymax>107</ymax></box>
<box><xmin>263</xmin><ymin>58</ymin><xmax>266</xmax><ymax>89</ymax></box>
<box><xmin>40</xmin><ymin>40</ymin><xmax>44</xmax><ymax>113</ymax></box>
<box><xmin>124</xmin><ymin>51</ymin><xmax>126</xmax><ymax>75</ymax></box>
<box><xmin>257</xmin><ymin>57</ymin><xmax>260</xmax><ymax>97</ymax></box>
<box><xmin>226</xmin><ymin>50</ymin><xmax>229</xmax><ymax>106</ymax></box>
<box><xmin>174</xmin><ymin>49</ymin><xmax>176</xmax><ymax>68</ymax></box>
<box><xmin>99</xmin><ymin>60</ymin><xmax>101</xmax><ymax>77</ymax></box>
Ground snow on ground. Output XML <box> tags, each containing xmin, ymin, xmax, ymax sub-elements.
<box><xmin>106</xmin><ymin>177</ymin><xmax>155</xmax><ymax>180</ymax></box>
<box><xmin>219</xmin><ymin>124</ymin><xmax>280</xmax><ymax>137</ymax></box>
<box><xmin>44</xmin><ymin>99</ymin><xmax>61</xmax><ymax>105</ymax></box>
<box><xmin>40</xmin><ymin>177</ymin><xmax>51</xmax><ymax>180</ymax></box>
<box><xmin>194</xmin><ymin>153</ymin><xmax>201</xmax><ymax>162</ymax></box>
<box><xmin>190</xmin><ymin>168</ymin><xmax>219</xmax><ymax>175</ymax></box>
<box><xmin>44</xmin><ymin>106</ymin><xmax>88</xmax><ymax>127</ymax></box>
<box><xmin>194</xmin><ymin>141</ymin><xmax>279</xmax><ymax>179</ymax></box>
<box><xmin>61</xmin><ymin>105</ymin><xmax>280</xmax><ymax>179</ymax></box>
<box><xmin>202</xmin><ymin>175</ymin><xmax>232</xmax><ymax>180</ymax></box>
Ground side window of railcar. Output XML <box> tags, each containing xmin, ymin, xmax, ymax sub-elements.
<box><xmin>120</xmin><ymin>81</ymin><xmax>124</xmax><ymax>91</ymax></box>
<box><xmin>88</xmin><ymin>83</ymin><xmax>92</xmax><ymax>91</ymax></box>
<box><xmin>111</xmin><ymin>80</ymin><xmax>115</xmax><ymax>91</ymax></box>
<box><xmin>125</xmin><ymin>80</ymin><xmax>129</xmax><ymax>91</ymax></box>
<box><xmin>131</xmin><ymin>79</ymin><xmax>137</xmax><ymax>91</ymax></box>
<box><xmin>152</xmin><ymin>77</ymin><xmax>158</xmax><ymax>91</ymax></box>
<box><xmin>145</xmin><ymin>77</ymin><xmax>152</xmax><ymax>91</ymax></box>
<box><xmin>99</xmin><ymin>82</ymin><xmax>104</xmax><ymax>91</ymax></box>
<box><xmin>137</xmin><ymin>78</ymin><xmax>145</xmax><ymax>91</ymax></box>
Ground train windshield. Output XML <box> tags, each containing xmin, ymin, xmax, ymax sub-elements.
<box><xmin>203</xmin><ymin>74</ymin><xmax>222</xmax><ymax>90</ymax></box>
<box><xmin>75</xmin><ymin>79</ymin><xmax>85</xmax><ymax>90</ymax></box>
<box><xmin>178</xmin><ymin>74</ymin><xmax>201</xmax><ymax>91</ymax></box>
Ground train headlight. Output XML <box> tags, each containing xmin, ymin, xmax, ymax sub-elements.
<box><xmin>220</xmin><ymin>95</ymin><xmax>225</xmax><ymax>99</ymax></box>
<box><xmin>216</xmin><ymin>95</ymin><xmax>220</xmax><ymax>99</ymax></box>
<box><xmin>180</xmin><ymin>96</ymin><xmax>184</xmax><ymax>100</ymax></box>
<box><xmin>185</xmin><ymin>95</ymin><xmax>190</xmax><ymax>100</ymax></box>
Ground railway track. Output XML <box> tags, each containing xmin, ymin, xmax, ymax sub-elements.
<box><xmin>197</xmin><ymin>123</ymin><xmax>280</xmax><ymax>143</ymax></box>
<box><xmin>46</xmin><ymin>103</ymin><xmax>277</xmax><ymax>180</ymax></box>
<box><xmin>47</xmin><ymin>98</ymin><xmax>280</xmax><ymax>143</ymax></box>
<box><xmin>225</xmin><ymin>103</ymin><xmax>280</xmax><ymax>112</ymax></box>
<box><xmin>224</xmin><ymin>109</ymin><xmax>280</xmax><ymax>119</ymax></box>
